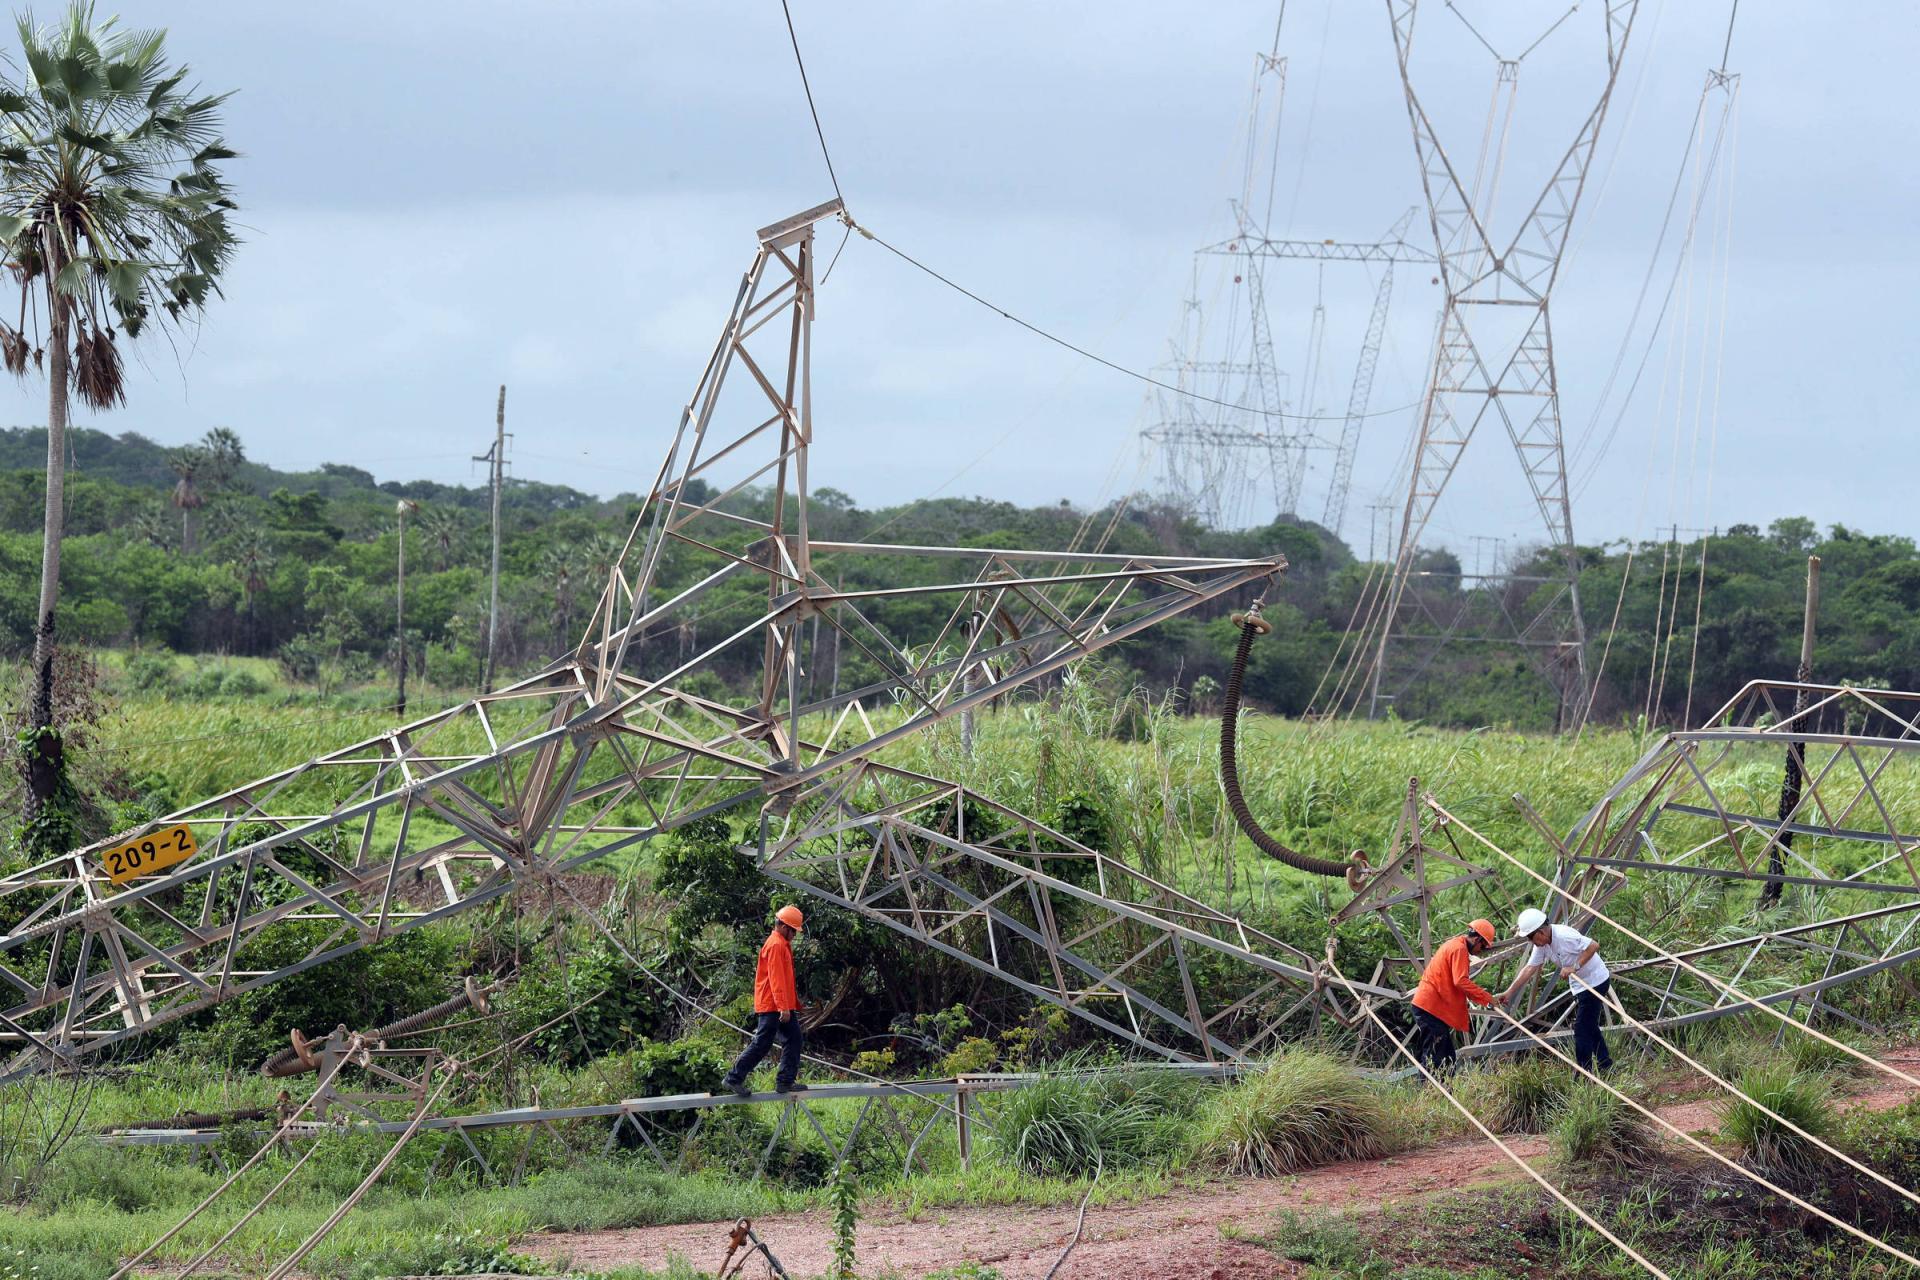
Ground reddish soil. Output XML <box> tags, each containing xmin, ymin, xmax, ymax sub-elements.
<box><xmin>524</xmin><ymin>1058</ymin><xmax>1920</xmax><ymax>1280</ymax></box>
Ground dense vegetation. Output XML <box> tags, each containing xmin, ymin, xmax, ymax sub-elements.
<box><xmin>3</xmin><ymin>426</ymin><xmax>1915</xmax><ymax>739</ymax></box>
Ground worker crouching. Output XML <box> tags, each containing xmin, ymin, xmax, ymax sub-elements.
<box><xmin>721</xmin><ymin>904</ymin><xmax>808</xmax><ymax>1097</ymax></box>
<box><xmin>1409</xmin><ymin>918</ymin><xmax>1497</xmax><ymax>1077</ymax></box>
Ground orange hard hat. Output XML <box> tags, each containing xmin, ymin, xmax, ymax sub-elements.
<box><xmin>1468</xmin><ymin>918</ymin><xmax>1496</xmax><ymax>946</ymax></box>
<box><xmin>776</xmin><ymin>905</ymin><xmax>805</xmax><ymax>932</ymax></box>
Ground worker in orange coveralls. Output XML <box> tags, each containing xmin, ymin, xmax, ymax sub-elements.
<box><xmin>720</xmin><ymin>904</ymin><xmax>807</xmax><ymax>1096</ymax></box>
<box><xmin>1408</xmin><ymin>918</ymin><xmax>1498</xmax><ymax>1077</ymax></box>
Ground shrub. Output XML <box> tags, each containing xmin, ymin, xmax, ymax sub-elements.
<box><xmin>277</xmin><ymin>632</ymin><xmax>326</xmax><ymax>683</ymax></box>
<box><xmin>1191</xmin><ymin>1050</ymin><xmax>1389</xmax><ymax>1176</ymax></box>
<box><xmin>939</xmin><ymin>1036</ymin><xmax>999</xmax><ymax>1076</ymax></box>
<box><xmin>1718</xmin><ymin>1062</ymin><xmax>1834</xmax><ymax>1182</ymax></box>
<box><xmin>219</xmin><ymin>667</ymin><xmax>268</xmax><ymax>697</ymax></box>
<box><xmin>1551</xmin><ymin>1080</ymin><xmax>1655</xmax><ymax>1173</ymax></box>
<box><xmin>1477</xmin><ymin>1054</ymin><xmax>1572</xmax><ymax>1134</ymax></box>
<box><xmin>124</xmin><ymin>650</ymin><xmax>177</xmax><ymax>692</ymax></box>
<box><xmin>498</xmin><ymin>934</ymin><xmax>668</xmax><ymax>1066</ymax></box>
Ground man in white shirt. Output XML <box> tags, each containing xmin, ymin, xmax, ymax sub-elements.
<box><xmin>1498</xmin><ymin>907</ymin><xmax>1614</xmax><ymax>1073</ymax></box>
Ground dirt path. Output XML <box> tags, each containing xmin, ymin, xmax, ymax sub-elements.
<box><xmin>525</xmin><ymin>1060</ymin><xmax>1920</xmax><ymax>1280</ymax></box>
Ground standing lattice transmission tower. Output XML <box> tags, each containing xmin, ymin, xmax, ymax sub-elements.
<box><xmin>1143</xmin><ymin>48</ymin><xmax>1311</xmax><ymax>529</ymax></box>
<box><xmin>1201</xmin><ymin>207</ymin><xmax>1427</xmax><ymax>541</ymax></box>
<box><xmin>1358</xmin><ymin>0</ymin><xmax>1640</xmax><ymax>725</ymax></box>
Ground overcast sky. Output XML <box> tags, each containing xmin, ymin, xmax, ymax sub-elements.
<box><xmin>11</xmin><ymin>1</ymin><xmax>1918</xmax><ymax>559</ymax></box>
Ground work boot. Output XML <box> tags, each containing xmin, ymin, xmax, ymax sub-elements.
<box><xmin>719</xmin><ymin>1077</ymin><xmax>751</xmax><ymax>1098</ymax></box>
<box><xmin>774</xmin><ymin>1080</ymin><xmax>808</xmax><ymax>1094</ymax></box>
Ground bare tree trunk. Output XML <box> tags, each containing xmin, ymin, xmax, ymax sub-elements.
<box><xmin>26</xmin><ymin>287</ymin><xmax>70</xmax><ymax>825</ymax></box>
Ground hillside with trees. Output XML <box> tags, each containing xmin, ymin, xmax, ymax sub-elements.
<box><xmin>1</xmin><ymin>424</ymin><xmax>1913</xmax><ymax>730</ymax></box>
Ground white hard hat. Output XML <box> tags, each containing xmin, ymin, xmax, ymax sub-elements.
<box><xmin>1515</xmin><ymin>908</ymin><xmax>1549</xmax><ymax>936</ymax></box>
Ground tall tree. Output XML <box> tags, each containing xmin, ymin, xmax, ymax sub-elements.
<box><xmin>199</xmin><ymin>424</ymin><xmax>242</xmax><ymax>488</ymax></box>
<box><xmin>226</xmin><ymin>523</ymin><xmax>273</xmax><ymax>653</ymax></box>
<box><xmin>417</xmin><ymin>504</ymin><xmax>463</xmax><ymax>571</ymax></box>
<box><xmin>167</xmin><ymin>444</ymin><xmax>204</xmax><ymax>552</ymax></box>
<box><xmin>2</xmin><ymin>3</ymin><xmax>239</xmax><ymax>843</ymax></box>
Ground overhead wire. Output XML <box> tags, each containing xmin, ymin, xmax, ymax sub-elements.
<box><xmin>262</xmin><ymin>1064</ymin><xmax>459</xmax><ymax>1280</ymax></box>
<box><xmin>1488</xmin><ymin>997</ymin><xmax>1920</xmax><ymax>1270</ymax></box>
<box><xmin>853</xmin><ymin>222</ymin><xmax>1424</xmax><ymax>426</ymax></box>
<box><xmin>1572</xmin><ymin>80</ymin><xmax>1736</xmax><ymax>497</ymax></box>
<box><xmin>107</xmin><ymin>1047</ymin><xmax>361</xmax><ymax>1280</ymax></box>
<box><xmin>1321</xmin><ymin>959</ymin><xmax>1672</xmax><ymax>1280</ymax></box>
<box><xmin>1430</xmin><ymin>795</ymin><xmax>1920</xmax><ymax>1092</ymax></box>
<box><xmin>779</xmin><ymin>0</ymin><xmax>844</xmax><ymax>208</ymax></box>
<box><xmin>1680</xmin><ymin>81</ymin><xmax>1740</xmax><ymax>728</ymax></box>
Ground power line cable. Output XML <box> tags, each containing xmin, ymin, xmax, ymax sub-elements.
<box><xmin>854</xmin><ymin>222</ymin><xmax>1422</xmax><ymax>425</ymax></box>
<box><xmin>780</xmin><ymin>0</ymin><xmax>844</xmax><ymax>208</ymax></box>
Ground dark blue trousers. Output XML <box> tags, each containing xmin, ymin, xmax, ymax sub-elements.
<box><xmin>724</xmin><ymin>1012</ymin><xmax>803</xmax><ymax>1090</ymax></box>
<box><xmin>1573</xmin><ymin>978</ymin><xmax>1614</xmax><ymax>1073</ymax></box>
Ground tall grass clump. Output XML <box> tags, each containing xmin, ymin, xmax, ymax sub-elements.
<box><xmin>1190</xmin><ymin>1050</ymin><xmax>1388</xmax><ymax>1176</ymax></box>
<box><xmin>1473</xmin><ymin>1054</ymin><xmax>1573</xmax><ymax>1134</ymax></box>
<box><xmin>1718</xmin><ymin>1062</ymin><xmax>1835</xmax><ymax>1182</ymax></box>
<box><xmin>1551</xmin><ymin>1080</ymin><xmax>1656</xmax><ymax>1173</ymax></box>
<box><xmin>994</xmin><ymin>1062</ymin><xmax>1199</xmax><ymax>1177</ymax></box>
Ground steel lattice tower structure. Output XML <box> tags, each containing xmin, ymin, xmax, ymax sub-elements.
<box><xmin>1366</xmin><ymin>0</ymin><xmax>1640</xmax><ymax>723</ymax></box>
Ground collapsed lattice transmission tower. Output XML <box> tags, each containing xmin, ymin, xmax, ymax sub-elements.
<box><xmin>1353</xmin><ymin>0</ymin><xmax>1640</xmax><ymax>725</ymax></box>
<box><xmin>0</xmin><ymin>200</ymin><xmax>1404</xmax><ymax>1080</ymax></box>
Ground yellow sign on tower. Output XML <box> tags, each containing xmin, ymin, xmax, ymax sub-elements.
<box><xmin>101</xmin><ymin>824</ymin><xmax>199</xmax><ymax>885</ymax></box>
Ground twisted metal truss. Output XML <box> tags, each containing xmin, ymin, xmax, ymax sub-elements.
<box><xmin>0</xmin><ymin>199</ymin><xmax>1331</xmax><ymax>1077</ymax></box>
<box><xmin>758</xmin><ymin>761</ymin><xmax>1391</xmax><ymax>1062</ymax></box>
<box><xmin>1452</xmin><ymin>680</ymin><xmax>1920</xmax><ymax>1057</ymax></box>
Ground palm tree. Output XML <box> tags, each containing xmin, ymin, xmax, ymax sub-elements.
<box><xmin>126</xmin><ymin>505</ymin><xmax>170</xmax><ymax>549</ymax></box>
<box><xmin>6</xmin><ymin>4</ymin><xmax>238</xmax><ymax>838</ymax></box>
<box><xmin>199</xmin><ymin>425</ymin><xmax>243</xmax><ymax>488</ymax></box>
<box><xmin>168</xmin><ymin>444</ymin><xmax>204</xmax><ymax>552</ymax></box>
<box><xmin>226</xmin><ymin>524</ymin><xmax>273</xmax><ymax>653</ymax></box>
<box><xmin>417</xmin><ymin>505</ymin><xmax>463</xmax><ymax>571</ymax></box>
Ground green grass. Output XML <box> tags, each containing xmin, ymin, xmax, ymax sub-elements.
<box><xmin>1190</xmin><ymin>1049</ymin><xmax>1391</xmax><ymax>1176</ymax></box>
<box><xmin>1718</xmin><ymin>1061</ymin><xmax>1836</xmax><ymax>1182</ymax></box>
<box><xmin>991</xmin><ymin>1058</ymin><xmax>1203</xmax><ymax>1177</ymax></box>
<box><xmin>1550</xmin><ymin>1079</ymin><xmax>1658</xmax><ymax>1173</ymax></box>
<box><xmin>1469</xmin><ymin>1053</ymin><xmax>1574</xmax><ymax>1134</ymax></box>
<box><xmin>1250</xmin><ymin>1180</ymin><xmax>1920</xmax><ymax>1280</ymax></box>
<box><xmin>0</xmin><ymin>1153</ymin><xmax>794</xmax><ymax>1278</ymax></box>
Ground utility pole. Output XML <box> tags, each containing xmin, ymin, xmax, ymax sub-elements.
<box><xmin>1765</xmin><ymin>555</ymin><xmax>1821</xmax><ymax>908</ymax></box>
<box><xmin>475</xmin><ymin>385</ymin><xmax>508</xmax><ymax>693</ymax></box>
<box><xmin>396</xmin><ymin>499</ymin><xmax>419</xmax><ymax>717</ymax></box>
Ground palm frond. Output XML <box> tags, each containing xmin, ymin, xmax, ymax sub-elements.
<box><xmin>70</xmin><ymin>319</ymin><xmax>122</xmax><ymax>408</ymax></box>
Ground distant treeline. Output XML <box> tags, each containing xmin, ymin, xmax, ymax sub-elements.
<box><xmin>0</xmin><ymin>425</ymin><xmax>1910</xmax><ymax>728</ymax></box>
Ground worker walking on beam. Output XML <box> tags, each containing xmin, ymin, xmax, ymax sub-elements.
<box><xmin>721</xmin><ymin>905</ymin><xmax>808</xmax><ymax>1097</ymax></box>
<box><xmin>1500</xmin><ymin>907</ymin><xmax>1614</xmax><ymax>1075</ymax></box>
<box><xmin>1409</xmin><ymin>918</ymin><xmax>1498</xmax><ymax>1077</ymax></box>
